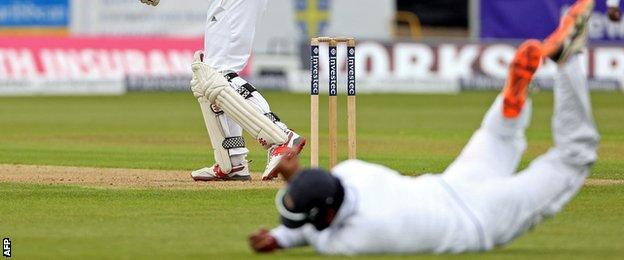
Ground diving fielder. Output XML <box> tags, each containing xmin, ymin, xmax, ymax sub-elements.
<box><xmin>138</xmin><ymin>0</ymin><xmax>305</xmax><ymax>181</ymax></box>
<box><xmin>249</xmin><ymin>0</ymin><xmax>600</xmax><ymax>255</ymax></box>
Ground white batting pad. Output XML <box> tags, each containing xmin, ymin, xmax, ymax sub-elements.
<box><xmin>211</xmin><ymin>88</ymin><xmax>287</xmax><ymax>146</ymax></box>
<box><xmin>198</xmin><ymin>100</ymin><xmax>234</xmax><ymax>174</ymax></box>
<box><xmin>191</xmin><ymin>56</ymin><xmax>287</xmax><ymax>146</ymax></box>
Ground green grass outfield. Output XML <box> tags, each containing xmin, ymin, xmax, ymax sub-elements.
<box><xmin>0</xmin><ymin>91</ymin><xmax>623</xmax><ymax>258</ymax></box>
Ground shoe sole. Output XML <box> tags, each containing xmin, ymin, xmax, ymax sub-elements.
<box><xmin>191</xmin><ymin>174</ymin><xmax>252</xmax><ymax>182</ymax></box>
<box><xmin>503</xmin><ymin>40</ymin><xmax>543</xmax><ymax>119</ymax></box>
<box><xmin>542</xmin><ymin>0</ymin><xmax>594</xmax><ymax>60</ymax></box>
<box><xmin>561</xmin><ymin>0</ymin><xmax>594</xmax><ymax>62</ymax></box>
<box><xmin>261</xmin><ymin>137</ymin><xmax>307</xmax><ymax>181</ymax></box>
<box><xmin>191</xmin><ymin>165</ymin><xmax>251</xmax><ymax>182</ymax></box>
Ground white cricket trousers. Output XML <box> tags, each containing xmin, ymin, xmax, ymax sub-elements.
<box><xmin>201</xmin><ymin>0</ymin><xmax>282</xmax><ymax>158</ymax></box>
<box><xmin>442</xmin><ymin>54</ymin><xmax>600</xmax><ymax>250</ymax></box>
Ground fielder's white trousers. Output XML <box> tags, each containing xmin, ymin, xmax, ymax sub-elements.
<box><xmin>442</xmin><ymin>54</ymin><xmax>600</xmax><ymax>250</ymax></box>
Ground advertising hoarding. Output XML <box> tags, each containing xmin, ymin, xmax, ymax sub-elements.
<box><xmin>0</xmin><ymin>0</ymin><xmax>69</xmax><ymax>36</ymax></box>
<box><xmin>0</xmin><ymin>36</ymin><xmax>201</xmax><ymax>95</ymax></box>
<box><xmin>480</xmin><ymin>0</ymin><xmax>624</xmax><ymax>41</ymax></box>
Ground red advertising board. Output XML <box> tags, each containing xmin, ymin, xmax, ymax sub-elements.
<box><xmin>0</xmin><ymin>36</ymin><xmax>202</xmax><ymax>95</ymax></box>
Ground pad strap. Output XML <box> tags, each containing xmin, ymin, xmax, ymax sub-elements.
<box><xmin>224</xmin><ymin>72</ymin><xmax>239</xmax><ymax>81</ymax></box>
<box><xmin>237</xmin><ymin>84</ymin><xmax>257</xmax><ymax>99</ymax></box>
<box><xmin>264</xmin><ymin>112</ymin><xmax>281</xmax><ymax>123</ymax></box>
<box><xmin>222</xmin><ymin>136</ymin><xmax>246</xmax><ymax>149</ymax></box>
<box><xmin>224</xmin><ymin>73</ymin><xmax>257</xmax><ymax>99</ymax></box>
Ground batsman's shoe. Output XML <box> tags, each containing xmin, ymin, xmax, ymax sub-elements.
<box><xmin>503</xmin><ymin>40</ymin><xmax>543</xmax><ymax>119</ymax></box>
<box><xmin>191</xmin><ymin>161</ymin><xmax>251</xmax><ymax>181</ymax></box>
<box><xmin>262</xmin><ymin>131</ymin><xmax>306</xmax><ymax>181</ymax></box>
<box><xmin>542</xmin><ymin>0</ymin><xmax>594</xmax><ymax>64</ymax></box>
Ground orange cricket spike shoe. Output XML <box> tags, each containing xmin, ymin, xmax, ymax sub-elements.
<box><xmin>542</xmin><ymin>0</ymin><xmax>594</xmax><ymax>63</ymax></box>
<box><xmin>502</xmin><ymin>40</ymin><xmax>543</xmax><ymax>119</ymax></box>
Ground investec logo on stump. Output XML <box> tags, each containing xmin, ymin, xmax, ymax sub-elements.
<box><xmin>2</xmin><ymin>238</ymin><xmax>9</xmax><ymax>257</ymax></box>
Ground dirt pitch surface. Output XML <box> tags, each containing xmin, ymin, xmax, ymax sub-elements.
<box><xmin>0</xmin><ymin>164</ymin><xmax>284</xmax><ymax>189</ymax></box>
<box><xmin>0</xmin><ymin>164</ymin><xmax>622</xmax><ymax>189</ymax></box>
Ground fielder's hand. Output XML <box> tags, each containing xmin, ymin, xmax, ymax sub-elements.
<box><xmin>608</xmin><ymin>7</ymin><xmax>621</xmax><ymax>22</ymax></box>
<box><xmin>140</xmin><ymin>0</ymin><xmax>160</xmax><ymax>6</ymax></box>
<box><xmin>249</xmin><ymin>229</ymin><xmax>280</xmax><ymax>253</ymax></box>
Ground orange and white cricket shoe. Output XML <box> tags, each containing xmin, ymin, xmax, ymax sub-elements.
<box><xmin>261</xmin><ymin>131</ymin><xmax>306</xmax><ymax>181</ymax></box>
<box><xmin>542</xmin><ymin>0</ymin><xmax>594</xmax><ymax>63</ymax></box>
<box><xmin>502</xmin><ymin>40</ymin><xmax>543</xmax><ymax>119</ymax></box>
<box><xmin>191</xmin><ymin>161</ymin><xmax>251</xmax><ymax>181</ymax></box>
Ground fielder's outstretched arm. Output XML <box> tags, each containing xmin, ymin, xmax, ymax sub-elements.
<box><xmin>270</xmin><ymin>225</ymin><xmax>309</xmax><ymax>249</ymax></box>
<box><xmin>249</xmin><ymin>226</ymin><xmax>308</xmax><ymax>253</ymax></box>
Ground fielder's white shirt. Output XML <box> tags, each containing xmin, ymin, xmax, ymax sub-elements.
<box><xmin>271</xmin><ymin>160</ymin><xmax>485</xmax><ymax>255</ymax></box>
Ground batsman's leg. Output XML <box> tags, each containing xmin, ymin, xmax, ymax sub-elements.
<box><xmin>191</xmin><ymin>99</ymin><xmax>251</xmax><ymax>181</ymax></box>
<box><xmin>190</xmin><ymin>0</ymin><xmax>267</xmax><ymax>181</ymax></box>
<box><xmin>443</xmin><ymin>40</ymin><xmax>542</xmax><ymax>182</ymax></box>
<box><xmin>194</xmin><ymin>0</ymin><xmax>304</xmax><ymax>180</ymax></box>
<box><xmin>191</xmin><ymin>53</ymin><xmax>308</xmax><ymax>179</ymax></box>
<box><xmin>224</xmin><ymin>73</ymin><xmax>306</xmax><ymax>180</ymax></box>
<box><xmin>224</xmin><ymin>73</ymin><xmax>293</xmax><ymax>141</ymax></box>
<box><xmin>203</xmin><ymin>0</ymin><xmax>268</xmax><ymax>73</ymax></box>
<box><xmin>192</xmin><ymin>54</ymin><xmax>288</xmax><ymax>152</ymax></box>
<box><xmin>192</xmin><ymin>72</ymin><xmax>301</xmax><ymax>181</ymax></box>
